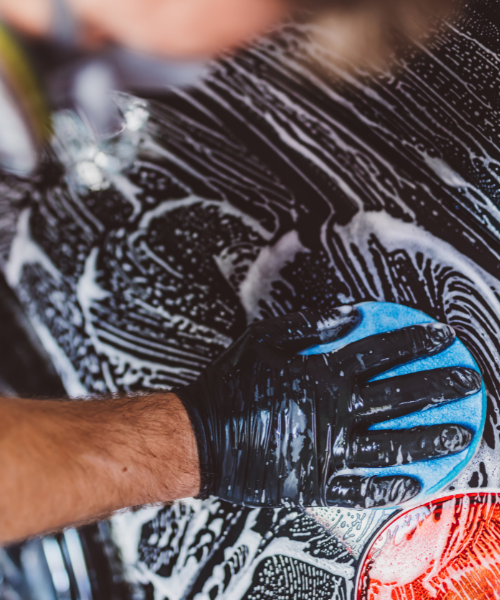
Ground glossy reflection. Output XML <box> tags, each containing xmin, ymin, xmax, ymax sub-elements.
<box><xmin>358</xmin><ymin>492</ymin><xmax>500</xmax><ymax>600</ymax></box>
<box><xmin>175</xmin><ymin>305</ymin><xmax>480</xmax><ymax>509</ymax></box>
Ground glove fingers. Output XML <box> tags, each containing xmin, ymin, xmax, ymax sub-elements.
<box><xmin>348</xmin><ymin>424</ymin><xmax>473</xmax><ymax>468</ymax></box>
<box><xmin>327</xmin><ymin>475</ymin><xmax>420</xmax><ymax>508</ymax></box>
<box><xmin>358</xmin><ymin>367</ymin><xmax>482</xmax><ymax>421</ymax></box>
<box><xmin>248</xmin><ymin>305</ymin><xmax>360</xmax><ymax>355</ymax></box>
<box><xmin>339</xmin><ymin>323</ymin><xmax>455</xmax><ymax>378</ymax></box>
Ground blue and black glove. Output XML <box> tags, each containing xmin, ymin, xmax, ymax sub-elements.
<box><xmin>175</xmin><ymin>305</ymin><xmax>480</xmax><ymax>508</ymax></box>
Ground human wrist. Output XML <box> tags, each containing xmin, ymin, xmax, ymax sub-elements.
<box><xmin>152</xmin><ymin>391</ymin><xmax>202</xmax><ymax>502</ymax></box>
<box><xmin>113</xmin><ymin>392</ymin><xmax>201</xmax><ymax>506</ymax></box>
<box><xmin>173</xmin><ymin>382</ymin><xmax>215</xmax><ymax>500</ymax></box>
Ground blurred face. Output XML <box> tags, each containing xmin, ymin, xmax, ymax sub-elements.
<box><xmin>72</xmin><ymin>0</ymin><xmax>290</xmax><ymax>57</ymax></box>
<box><xmin>0</xmin><ymin>0</ymin><xmax>289</xmax><ymax>57</ymax></box>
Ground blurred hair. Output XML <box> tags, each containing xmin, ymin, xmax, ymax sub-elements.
<box><xmin>291</xmin><ymin>0</ymin><xmax>458</xmax><ymax>70</ymax></box>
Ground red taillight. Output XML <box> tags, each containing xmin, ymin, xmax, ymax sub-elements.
<box><xmin>357</xmin><ymin>492</ymin><xmax>500</xmax><ymax>600</ymax></box>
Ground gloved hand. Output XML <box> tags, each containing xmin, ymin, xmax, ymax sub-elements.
<box><xmin>175</xmin><ymin>305</ymin><xmax>480</xmax><ymax>508</ymax></box>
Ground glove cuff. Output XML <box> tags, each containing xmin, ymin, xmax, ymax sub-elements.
<box><xmin>172</xmin><ymin>384</ymin><xmax>214</xmax><ymax>500</ymax></box>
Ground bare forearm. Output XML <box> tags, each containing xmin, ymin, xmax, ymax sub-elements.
<box><xmin>0</xmin><ymin>392</ymin><xmax>199</xmax><ymax>544</ymax></box>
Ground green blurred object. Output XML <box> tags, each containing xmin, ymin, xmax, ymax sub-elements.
<box><xmin>0</xmin><ymin>0</ymin><xmax>207</xmax><ymax>178</ymax></box>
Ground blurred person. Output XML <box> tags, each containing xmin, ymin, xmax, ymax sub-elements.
<box><xmin>0</xmin><ymin>0</ymin><xmax>454</xmax><ymax>64</ymax></box>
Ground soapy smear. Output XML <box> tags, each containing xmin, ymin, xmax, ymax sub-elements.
<box><xmin>358</xmin><ymin>493</ymin><xmax>500</xmax><ymax>600</ymax></box>
<box><xmin>2</xmin><ymin>0</ymin><xmax>500</xmax><ymax>597</ymax></box>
